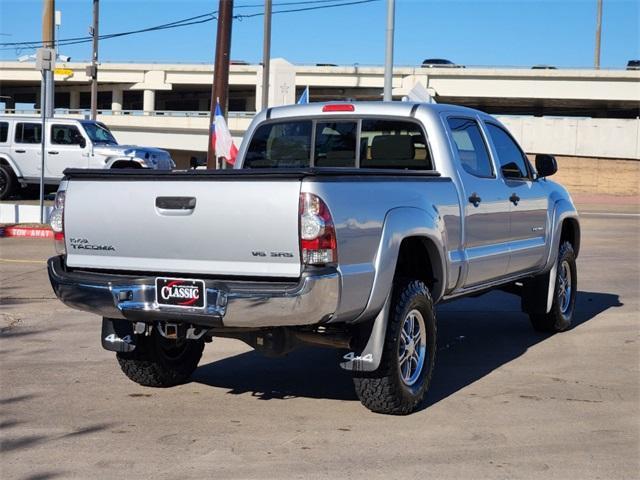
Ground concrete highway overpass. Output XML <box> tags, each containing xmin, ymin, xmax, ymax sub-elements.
<box><xmin>1</xmin><ymin>59</ymin><xmax>639</xmax><ymax>194</ymax></box>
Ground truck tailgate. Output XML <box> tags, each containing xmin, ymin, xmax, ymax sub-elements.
<box><xmin>64</xmin><ymin>176</ymin><xmax>302</xmax><ymax>278</ymax></box>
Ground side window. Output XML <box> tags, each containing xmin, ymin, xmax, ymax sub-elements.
<box><xmin>360</xmin><ymin>119</ymin><xmax>432</xmax><ymax>170</ymax></box>
<box><xmin>447</xmin><ymin>118</ymin><xmax>493</xmax><ymax>177</ymax></box>
<box><xmin>314</xmin><ymin>121</ymin><xmax>357</xmax><ymax>167</ymax></box>
<box><xmin>486</xmin><ymin>123</ymin><xmax>530</xmax><ymax>180</ymax></box>
<box><xmin>15</xmin><ymin>123</ymin><xmax>42</xmax><ymax>144</ymax></box>
<box><xmin>51</xmin><ymin>125</ymin><xmax>84</xmax><ymax>146</ymax></box>
<box><xmin>0</xmin><ymin>122</ymin><xmax>8</xmax><ymax>143</ymax></box>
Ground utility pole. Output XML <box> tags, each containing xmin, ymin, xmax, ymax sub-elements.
<box><xmin>383</xmin><ymin>0</ymin><xmax>395</xmax><ymax>101</ymax></box>
<box><xmin>594</xmin><ymin>0</ymin><xmax>603</xmax><ymax>69</ymax></box>
<box><xmin>90</xmin><ymin>0</ymin><xmax>100</xmax><ymax>119</ymax></box>
<box><xmin>261</xmin><ymin>0</ymin><xmax>272</xmax><ymax>110</ymax></box>
<box><xmin>207</xmin><ymin>0</ymin><xmax>234</xmax><ymax>168</ymax></box>
<box><xmin>42</xmin><ymin>0</ymin><xmax>55</xmax><ymax>117</ymax></box>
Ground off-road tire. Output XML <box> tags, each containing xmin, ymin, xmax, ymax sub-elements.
<box><xmin>529</xmin><ymin>241</ymin><xmax>577</xmax><ymax>332</ymax></box>
<box><xmin>0</xmin><ymin>164</ymin><xmax>17</xmax><ymax>200</ymax></box>
<box><xmin>353</xmin><ymin>280</ymin><xmax>436</xmax><ymax>415</ymax></box>
<box><xmin>116</xmin><ymin>330</ymin><xmax>204</xmax><ymax>387</ymax></box>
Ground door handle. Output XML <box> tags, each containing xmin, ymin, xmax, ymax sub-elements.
<box><xmin>48</xmin><ymin>151</ymin><xmax>59</xmax><ymax>155</ymax></box>
<box><xmin>468</xmin><ymin>192</ymin><xmax>482</xmax><ymax>207</ymax></box>
<box><xmin>155</xmin><ymin>196</ymin><xmax>196</xmax><ymax>216</ymax></box>
<box><xmin>15</xmin><ymin>149</ymin><xmax>26</xmax><ymax>153</ymax></box>
<box><xmin>509</xmin><ymin>193</ymin><xmax>521</xmax><ymax>206</ymax></box>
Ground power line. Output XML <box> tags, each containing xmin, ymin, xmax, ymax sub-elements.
<box><xmin>0</xmin><ymin>0</ymin><xmax>378</xmax><ymax>51</ymax></box>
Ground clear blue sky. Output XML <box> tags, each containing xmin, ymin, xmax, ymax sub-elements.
<box><xmin>0</xmin><ymin>0</ymin><xmax>638</xmax><ymax>68</ymax></box>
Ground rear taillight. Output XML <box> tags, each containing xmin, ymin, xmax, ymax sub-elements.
<box><xmin>299</xmin><ymin>192</ymin><xmax>337</xmax><ymax>265</ymax></box>
<box><xmin>50</xmin><ymin>190</ymin><xmax>65</xmax><ymax>255</ymax></box>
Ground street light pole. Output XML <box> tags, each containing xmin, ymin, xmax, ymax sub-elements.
<box><xmin>90</xmin><ymin>0</ymin><xmax>100</xmax><ymax>119</ymax></box>
<box><xmin>42</xmin><ymin>0</ymin><xmax>55</xmax><ymax>117</ymax></box>
<box><xmin>261</xmin><ymin>0</ymin><xmax>272</xmax><ymax>110</ymax></box>
<box><xmin>594</xmin><ymin>0</ymin><xmax>603</xmax><ymax>69</ymax></box>
<box><xmin>383</xmin><ymin>0</ymin><xmax>395</xmax><ymax>101</ymax></box>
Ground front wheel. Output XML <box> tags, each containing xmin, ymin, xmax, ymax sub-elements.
<box><xmin>353</xmin><ymin>280</ymin><xmax>436</xmax><ymax>415</ymax></box>
<box><xmin>116</xmin><ymin>329</ymin><xmax>204</xmax><ymax>387</ymax></box>
<box><xmin>0</xmin><ymin>164</ymin><xmax>17</xmax><ymax>200</ymax></box>
<box><xmin>529</xmin><ymin>241</ymin><xmax>577</xmax><ymax>332</ymax></box>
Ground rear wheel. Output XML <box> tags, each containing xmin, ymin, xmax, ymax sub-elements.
<box><xmin>116</xmin><ymin>329</ymin><xmax>204</xmax><ymax>387</ymax></box>
<box><xmin>0</xmin><ymin>164</ymin><xmax>17</xmax><ymax>200</ymax></box>
<box><xmin>529</xmin><ymin>241</ymin><xmax>577</xmax><ymax>332</ymax></box>
<box><xmin>353</xmin><ymin>280</ymin><xmax>436</xmax><ymax>415</ymax></box>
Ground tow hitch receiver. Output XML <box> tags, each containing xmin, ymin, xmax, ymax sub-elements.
<box><xmin>101</xmin><ymin>318</ymin><xmax>136</xmax><ymax>353</ymax></box>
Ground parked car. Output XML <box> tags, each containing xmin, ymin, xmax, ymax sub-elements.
<box><xmin>626</xmin><ymin>60</ymin><xmax>640</xmax><ymax>70</ymax></box>
<box><xmin>0</xmin><ymin>116</ymin><xmax>175</xmax><ymax>199</ymax></box>
<box><xmin>421</xmin><ymin>58</ymin><xmax>463</xmax><ymax>68</ymax></box>
<box><xmin>48</xmin><ymin>102</ymin><xmax>580</xmax><ymax>415</ymax></box>
<box><xmin>531</xmin><ymin>65</ymin><xmax>557</xmax><ymax>70</ymax></box>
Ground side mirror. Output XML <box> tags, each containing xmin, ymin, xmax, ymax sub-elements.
<box><xmin>535</xmin><ymin>154</ymin><xmax>557</xmax><ymax>178</ymax></box>
<box><xmin>77</xmin><ymin>137</ymin><xmax>86</xmax><ymax>149</ymax></box>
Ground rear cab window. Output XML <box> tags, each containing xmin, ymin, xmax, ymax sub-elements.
<box><xmin>244</xmin><ymin>117</ymin><xmax>433</xmax><ymax>170</ymax></box>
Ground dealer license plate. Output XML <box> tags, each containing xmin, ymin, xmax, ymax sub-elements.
<box><xmin>155</xmin><ymin>277</ymin><xmax>206</xmax><ymax>309</ymax></box>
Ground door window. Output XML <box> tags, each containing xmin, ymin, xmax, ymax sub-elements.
<box><xmin>51</xmin><ymin>125</ymin><xmax>84</xmax><ymax>146</ymax></box>
<box><xmin>15</xmin><ymin>123</ymin><xmax>42</xmax><ymax>144</ymax></box>
<box><xmin>0</xmin><ymin>122</ymin><xmax>8</xmax><ymax>143</ymax></box>
<box><xmin>447</xmin><ymin>118</ymin><xmax>493</xmax><ymax>177</ymax></box>
<box><xmin>486</xmin><ymin>123</ymin><xmax>531</xmax><ymax>180</ymax></box>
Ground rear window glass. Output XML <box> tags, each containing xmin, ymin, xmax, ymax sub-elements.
<box><xmin>314</xmin><ymin>121</ymin><xmax>357</xmax><ymax>167</ymax></box>
<box><xmin>245</xmin><ymin>118</ymin><xmax>433</xmax><ymax>170</ymax></box>
<box><xmin>361</xmin><ymin>119</ymin><xmax>432</xmax><ymax>169</ymax></box>
<box><xmin>15</xmin><ymin>123</ymin><xmax>42</xmax><ymax>144</ymax></box>
<box><xmin>244</xmin><ymin>121</ymin><xmax>312</xmax><ymax>168</ymax></box>
<box><xmin>0</xmin><ymin>122</ymin><xmax>7</xmax><ymax>143</ymax></box>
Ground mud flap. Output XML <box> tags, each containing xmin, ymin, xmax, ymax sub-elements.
<box><xmin>521</xmin><ymin>261</ymin><xmax>557</xmax><ymax>315</ymax></box>
<box><xmin>339</xmin><ymin>294</ymin><xmax>391</xmax><ymax>373</ymax></box>
<box><xmin>101</xmin><ymin>317</ymin><xmax>136</xmax><ymax>353</ymax></box>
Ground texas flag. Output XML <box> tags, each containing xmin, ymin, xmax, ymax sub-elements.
<box><xmin>211</xmin><ymin>102</ymin><xmax>238</xmax><ymax>165</ymax></box>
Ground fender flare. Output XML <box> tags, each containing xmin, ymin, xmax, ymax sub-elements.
<box><xmin>341</xmin><ymin>207</ymin><xmax>446</xmax><ymax>372</ymax></box>
<box><xmin>0</xmin><ymin>155</ymin><xmax>23</xmax><ymax>179</ymax></box>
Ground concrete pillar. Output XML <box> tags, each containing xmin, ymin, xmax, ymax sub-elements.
<box><xmin>143</xmin><ymin>89</ymin><xmax>155</xmax><ymax>115</ymax></box>
<box><xmin>4</xmin><ymin>98</ymin><xmax>15</xmax><ymax>112</ymax></box>
<box><xmin>112</xmin><ymin>88</ymin><xmax>123</xmax><ymax>112</ymax></box>
<box><xmin>269</xmin><ymin>58</ymin><xmax>296</xmax><ymax>107</ymax></box>
<box><xmin>69</xmin><ymin>90</ymin><xmax>80</xmax><ymax>110</ymax></box>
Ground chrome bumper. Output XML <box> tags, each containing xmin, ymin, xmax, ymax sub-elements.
<box><xmin>47</xmin><ymin>256</ymin><xmax>340</xmax><ymax>328</ymax></box>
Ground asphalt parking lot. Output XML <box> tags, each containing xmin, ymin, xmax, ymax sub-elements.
<box><xmin>1</xmin><ymin>202</ymin><xmax>638</xmax><ymax>479</ymax></box>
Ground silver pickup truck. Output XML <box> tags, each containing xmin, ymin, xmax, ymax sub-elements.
<box><xmin>48</xmin><ymin>102</ymin><xmax>580</xmax><ymax>415</ymax></box>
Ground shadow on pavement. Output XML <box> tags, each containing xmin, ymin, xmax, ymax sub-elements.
<box><xmin>192</xmin><ymin>290</ymin><xmax>621</xmax><ymax>407</ymax></box>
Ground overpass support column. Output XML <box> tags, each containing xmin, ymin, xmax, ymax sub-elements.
<box><xmin>112</xmin><ymin>88</ymin><xmax>123</xmax><ymax>113</ymax></box>
<box><xmin>143</xmin><ymin>89</ymin><xmax>155</xmax><ymax>115</ymax></box>
<box><xmin>69</xmin><ymin>90</ymin><xmax>80</xmax><ymax>110</ymax></box>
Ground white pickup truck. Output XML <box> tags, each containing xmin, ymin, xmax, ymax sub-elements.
<box><xmin>0</xmin><ymin>116</ymin><xmax>174</xmax><ymax>199</ymax></box>
<box><xmin>48</xmin><ymin>102</ymin><xmax>580</xmax><ymax>414</ymax></box>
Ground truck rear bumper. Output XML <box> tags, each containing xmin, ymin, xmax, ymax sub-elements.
<box><xmin>47</xmin><ymin>256</ymin><xmax>340</xmax><ymax>328</ymax></box>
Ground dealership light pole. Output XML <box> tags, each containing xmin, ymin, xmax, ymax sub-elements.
<box><xmin>261</xmin><ymin>0</ymin><xmax>272</xmax><ymax>110</ymax></box>
<box><xmin>89</xmin><ymin>0</ymin><xmax>100</xmax><ymax>119</ymax></box>
<box><xmin>594</xmin><ymin>0</ymin><xmax>603</xmax><ymax>69</ymax></box>
<box><xmin>383</xmin><ymin>0</ymin><xmax>395</xmax><ymax>101</ymax></box>
<box><xmin>42</xmin><ymin>0</ymin><xmax>55</xmax><ymax>117</ymax></box>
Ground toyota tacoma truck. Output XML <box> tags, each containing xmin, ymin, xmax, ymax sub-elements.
<box><xmin>48</xmin><ymin>102</ymin><xmax>580</xmax><ymax>415</ymax></box>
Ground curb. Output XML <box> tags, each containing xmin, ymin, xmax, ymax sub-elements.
<box><xmin>0</xmin><ymin>225</ymin><xmax>54</xmax><ymax>239</ymax></box>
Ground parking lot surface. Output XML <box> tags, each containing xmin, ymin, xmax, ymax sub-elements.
<box><xmin>1</xmin><ymin>205</ymin><xmax>638</xmax><ymax>479</ymax></box>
